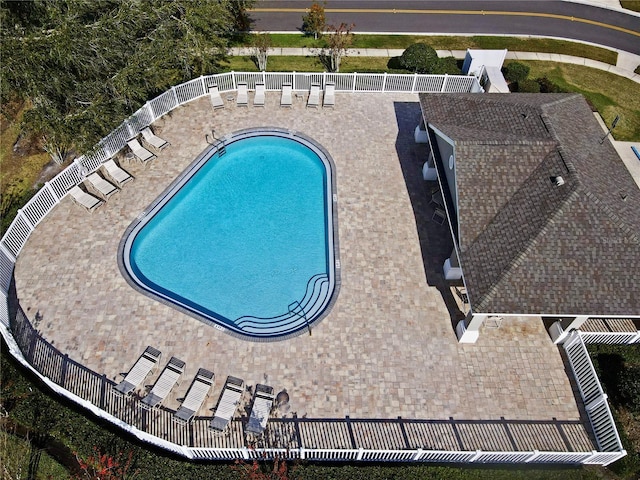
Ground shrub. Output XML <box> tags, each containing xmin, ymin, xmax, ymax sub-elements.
<box><xmin>398</xmin><ymin>43</ymin><xmax>440</xmax><ymax>73</ymax></box>
<box><xmin>515</xmin><ymin>79</ymin><xmax>541</xmax><ymax>93</ymax></box>
<box><xmin>536</xmin><ymin>76</ymin><xmax>564</xmax><ymax>93</ymax></box>
<box><xmin>618</xmin><ymin>365</ymin><xmax>640</xmax><ymax>414</ymax></box>
<box><xmin>503</xmin><ymin>61</ymin><xmax>530</xmax><ymax>83</ymax></box>
<box><xmin>434</xmin><ymin>56</ymin><xmax>462</xmax><ymax>75</ymax></box>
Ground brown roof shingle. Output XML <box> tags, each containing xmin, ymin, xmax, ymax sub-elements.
<box><xmin>419</xmin><ymin>93</ymin><xmax>640</xmax><ymax>316</ymax></box>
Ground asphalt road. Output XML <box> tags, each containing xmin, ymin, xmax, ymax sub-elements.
<box><xmin>250</xmin><ymin>1</ymin><xmax>640</xmax><ymax>55</ymax></box>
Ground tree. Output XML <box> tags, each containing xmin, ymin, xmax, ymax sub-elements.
<box><xmin>252</xmin><ymin>33</ymin><xmax>272</xmax><ymax>71</ymax></box>
<box><xmin>325</xmin><ymin>23</ymin><xmax>355</xmax><ymax>73</ymax></box>
<box><xmin>302</xmin><ymin>2</ymin><xmax>325</xmax><ymax>40</ymax></box>
<box><xmin>227</xmin><ymin>0</ymin><xmax>255</xmax><ymax>32</ymax></box>
<box><xmin>0</xmin><ymin>0</ymin><xmax>238</xmax><ymax>164</ymax></box>
<box><xmin>398</xmin><ymin>43</ymin><xmax>440</xmax><ymax>74</ymax></box>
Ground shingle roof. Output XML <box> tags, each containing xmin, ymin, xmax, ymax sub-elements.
<box><xmin>419</xmin><ymin>93</ymin><xmax>640</xmax><ymax>316</ymax></box>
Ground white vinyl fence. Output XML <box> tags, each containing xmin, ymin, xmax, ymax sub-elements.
<box><xmin>0</xmin><ymin>72</ymin><xmax>627</xmax><ymax>466</ymax></box>
<box><xmin>563</xmin><ymin>331</ymin><xmax>626</xmax><ymax>464</ymax></box>
<box><xmin>578</xmin><ymin>331</ymin><xmax>640</xmax><ymax>345</ymax></box>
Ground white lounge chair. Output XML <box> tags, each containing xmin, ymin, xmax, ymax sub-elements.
<box><xmin>114</xmin><ymin>346</ymin><xmax>162</xmax><ymax>396</ymax></box>
<box><xmin>246</xmin><ymin>384</ymin><xmax>274</xmax><ymax>435</ymax></box>
<box><xmin>173</xmin><ymin>368</ymin><xmax>214</xmax><ymax>424</ymax></box>
<box><xmin>141</xmin><ymin>357</ymin><xmax>185</xmax><ymax>410</ymax></box>
<box><xmin>323</xmin><ymin>82</ymin><xmax>335</xmax><ymax>108</ymax></box>
<box><xmin>210</xmin><ymin>376</ymin><xmax>245</xmax><ymax>433</ymax></box>
<box><xmin>141</xmin><ymin>127</ymin><xmax>169</xmax><ymax>151</ymax></box>
<box><xmin>209</xmin><ymin>84</ymin><xmax>224</xmax><ymax>109</ymax></box>
<box><xmin>236</xmin><ymin>82</ymin><xmax>248</xmax><ymax>107</ymax></box>
<box><xmin>127</xmin><ymin>138</ymin><xmax>155</xmax><ymax>163</ymax></box>
<box><xmin>69</xmin><ymin>186</ymin><xmax>103</xmax><ymax>212</ymax></box>
<box><xmin>103</xmin><ymin>159</ymin><xmax>133</xmax><ymax>186</ymax></box>
<box><xmin>254</xmin><ymin>82</ymin><xmax>265</xmax><ymax>107</ymax></box>
<box><xmin>280</xmin><ymin>83</ymin><xmax>292</xmax><ymax>107</ymax></box>
<box><xmin>307</xmin><ymin>83</ymin><xmax>320</xmax><ymax>108</ymax></box>
<box><xmin>86</xmin><ymin>173</ymin><xmax>119</xmax><ymax>199</ymax></box>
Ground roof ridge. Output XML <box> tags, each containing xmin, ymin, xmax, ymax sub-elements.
<box><xmin>539</xmin><ymin>93</ymin><xmax>582</xmax><ymax>110</ymax></box>
<box><xmin>581</xmin><ymin>188</ymin><xmax>640</xmax><ymax>244</ymax></box>
<box><xmin>475</xmin><ymin>182</ymin><xmax>640</xmax><ymax>312</ymax></box>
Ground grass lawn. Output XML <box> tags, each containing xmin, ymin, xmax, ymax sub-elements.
<box><xmin>515</xmin><ymin>61</ymin><xmax>640</xmax><ymax>142</ymax></box>
<box><xmin>225</xmin><ymin>55</ymin><xmax>640</xmax><ymax>141</ymax></box>
<box><xmin>236</xmin><ymin>34</ymin><xmax>618</xmax><ymax>65</ymax></box>
<box><xmin>0</xmin><ymin>429</ymin><xmax>69</xmax><ymax>480</ymax></box>
<box><xmin>620</xmin><ymin>1</ymin><xmax>640</xmax><ymax>12</ymax></box>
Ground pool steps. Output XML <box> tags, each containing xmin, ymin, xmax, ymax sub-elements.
<box><xmin>235</xmin><ymin>273</ymin><xmax>330</xmax><ymax>335</ymax></box>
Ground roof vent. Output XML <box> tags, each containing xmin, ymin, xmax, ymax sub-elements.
<box><xmin>552</xmin><ymin>175</ymin><xmax>565</xmax><ymax>187</ymax></box>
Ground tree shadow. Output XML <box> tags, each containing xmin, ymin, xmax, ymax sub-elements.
<box><xmin>392</xmin><ymin>101</ymin><xmax>466</xmax><ymax>328</ymax></box>
<box><xmin>591</xmin><ymin>352</ymin><xmax>625</xmax><ymax>405</ymax></box>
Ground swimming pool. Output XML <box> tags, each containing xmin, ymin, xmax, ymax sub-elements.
<box><xmin>119</xmin><ymin>128</ymin><xmax>339</xmax><ymax>341</ymax></box>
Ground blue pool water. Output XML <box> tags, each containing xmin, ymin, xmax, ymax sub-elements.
<box><xmin>120</xmin><ymin>129</ymin><xmax>338</xmax><ymax>340</ymax></box>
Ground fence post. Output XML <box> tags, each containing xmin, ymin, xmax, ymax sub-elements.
<box><xmin>525</xmin><ymin>450</ymin><xmax>541</xmax><ymax>463</ymax></box>
<box><xmin>292</xmin><ymin>71</ymin><xmax>297</xmax><ymax>91</ymax></box>
<box><xmin>60</xmin><ymin>354</ymin><xmax>69</xmax><ymax>388</ymax></box>
<box><xmin>200</xmin><ymin>75</ymin><xmax>207</xmax><ymax>97</ymax></box>
<box><xmin>382</xmin><ymin>72</ymin><xmax>387</xmax><ymax>92</ymax></box>
<box><xmin>171</xmin><ymin>86</ymin><xmax>179</xmax><ymax>106</ymax></box>
<box><xmin>241</xmin><ymin>447</ymin><xmax>250</xmax><ymax>460</ymax></box>
<box><xmin>145</xmin><ymin>102</ymin><xmax>155</xmax><ymax>124</ymax></box>
<box><xmin>412</xmin><ymin>448</ymin><xmax>423</xmax><ymax>461</ymax></box>
<box><xmin>44</xmin><ymin>181</ymin><xmax>61</xmax><ymax>202</ymax></box>
<box><xmin>27</xmin><ymin>332</ymin><xmax>38</xmax><ymax>362</ymax></box>
<box><xmin>411</xmin><ymin>73</ymin><xmax>417</xmax><ymax>93</ymax></box>
<box><xmin>125</xmin><ymin>120</ymin><xmax>136</xmax><ymax>139</ymax></box>
<box><xmin>232</xmin><ymin>71</ymin><xmax>237</xmax><ymax>90</ymax></box>
<box><xmin>16</xmin><ymin>209</ymin><xmax>34</xmax><ymax>231</ymax></box>
<box><xmin>468</xmin><ymin>450</ymin><xmax>483</xmax><ymax>462</ymax></box>
<box><xmin>586</xmin><ymin>393</ymin><xmax>608</xmax><ymax>412</ymax></box>
<box><xmin>356</xmin><ymin>447</ymin><xmax>364</xmax><ymax>461</ymax></box>
<box><xmin>441</xmin><ymin>74</ymin><xmax>449</xmax><ymax>92</ymax></box>
<box><xmin>99</xmin><ymin>374</ymin><xmax>108</xmax><ymax>409</ymax></box>
<box><xmin>352</xmin><ymin>73</ymin><xmax>357</xmax><ymax>92</ymax></box>
<box><xmin>582</xmin><ymin>450</ymin><xmax>603</xmax><ymax>465</ymax></box>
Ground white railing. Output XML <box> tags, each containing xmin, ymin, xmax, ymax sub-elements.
<box><xmin>563</xmin><ymin>331</ymin><xmax>626</xmax><ymax>463</ymax></box>
<box><xmin>579</xmin><ymin>331</ymin><xmax>640</xmax><ymax>345</ymax></box>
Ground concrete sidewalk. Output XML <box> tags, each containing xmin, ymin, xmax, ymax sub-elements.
<box><xmin>229</xmin><ymin>47</ymin><xmax>640</xmax><ymax>84</ymax></box>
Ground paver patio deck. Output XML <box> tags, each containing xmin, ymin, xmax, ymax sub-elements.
<box><xmin>14</xmin><ymin>92</ymin><xmax>581</xmax><ymax>423</ymax></box>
